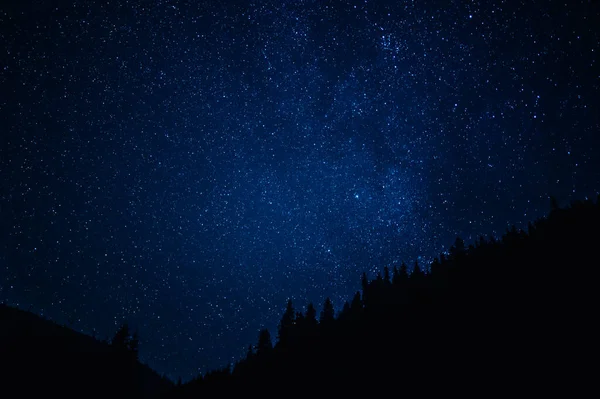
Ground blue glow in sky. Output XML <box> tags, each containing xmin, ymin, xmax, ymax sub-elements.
<box><xmin>1</xmin><ymin>0</ymin><xmax>599</xmax><ymax>380</ymax></box>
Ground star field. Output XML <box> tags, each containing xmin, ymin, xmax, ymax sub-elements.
<box><xmin>1</xmin><ymin>0</ymin><xmax>599</xmax><ymax>380</ymax></box>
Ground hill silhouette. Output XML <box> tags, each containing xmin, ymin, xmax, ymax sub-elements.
<box><xmin>2</xmin><ymin>196</ymin><xmax>598</xmax><ymax>397</ymax></box>
<box><xmin>0</xmin><ymin>304</ymin><xmax>173</xmax><ymax>398</ymax></box>
<box><xmin>167</xmin><ymin>196</ymin><xmax>599</xmax><ymax>397</ymax></box>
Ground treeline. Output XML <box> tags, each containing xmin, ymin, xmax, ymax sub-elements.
<box><xmin>168</xmin><ymin>196</ymin><xmax>600</xmax><ymax>396</ymax></box>
<box><xmin>3</xmin><ymin>196</ymin><xmax>598</xmax><ymax>397</ymax></box>
<box><xmin>0</xmin><ymin>306</ymin><xmax>173</xmax><ymax>398</ymax></box>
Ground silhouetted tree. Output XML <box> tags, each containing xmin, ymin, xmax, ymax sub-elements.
<box><xmin>527</xmin><ymin>221</ymin><xmax>535</xmax><ymax>236</ymax></box>
<box><xmin>392</xmin><ymin>265</ymin><xmax>400</xmax><ymax>284</ymax></box>
<box><xmin>246</xmin><ymin>344</ymin><xmax>254</xmax><ymax>360</ymax></box>
<box><xmin>111</xmin><ymin>323</ymin><xmax>130</xmax><ymax>351</ymax></box>
<box><xmin>277</xmin><ymin>300</ymin><xmax>295</xmax><ymax>346</ymax></box>
<box><xmin>350</xmin><ymin>291</ymin><xmax>362</xmax><ymax>312</ymax></box>
<box><xmin>340</xmin><ymin>301</ymin><xmax>351</xmax><ymax>319</ymax></box>
<box><xmin>412</xmin><ymin>260</ymin><xmax>423</xmax><ymax>278</ymax></box>
<box><xmin>173</xmin><ymin>195</ymin><xmax>600</xmax><ymax>397</ymax></box>
<box><xmin>111</xmin><ymin>323</ymin><xmax>139</xmax><ymax>363</ymax></box>
<box><xmin>320</xmin><ymin>298</ymin><xmax>335</xmax><ymax>325</ymax></box>
<box><xmin>399</xmin><ymin>262</ymin><xmax>409</xmax><ymax>278</ymax></box>
<box><xmin>295</xmin><ymin>311</ymin><xmax>305</xmax><ymax>326</ymax></box>
<box><xmin>478</xmin><ymin>235</ymin><xmax>487</xmax><ymax>248</ymax></box>
<box><xmin>305</xmin><ymin>303</ymin><xmax>317</xmax><ymax>328</ymax></box>
<box><xmin>449</xmin><ymin>237</ymin><xmax>466</xmax><ymax>259</ymax></box>
<box><xmin>430</xmin><ymin>257</ymin><xmax>441</xmax><ymax>275</ymax></box>
<box><xmin>130</xmin><ymin>331</ymin><xmax>139</xmax><ymax>360</ymax></box>
<box><xmin>257</xmin><ymin>329</ymin><xmax>272</xmax><ymax>356</ymax></box>
<box><xmin>361</xmin><ymin>272</ymin><xmax>369</xmax><ymax>293</ymax></box>
<box><xmin>550</xmin><ymin>195</ymin><xmax>560</xmax><ymax>211</ymax></box>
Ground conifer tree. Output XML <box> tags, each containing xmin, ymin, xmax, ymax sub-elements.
<box><xmin>111</xmin><ymin>323</ymin><xmax>130</xmax><ymax>351</ymax></box>
<box><xmin>392</xmin><ymin>265</ymin><xmax>400</xmax><ymax>284</ymax></box>
<box><xmin>257</xmin><ymin>329</ymin><xmax>272</xmax><ymax>356</ymax></box>
<box><xmin>400</xmin><ymin>262</ymin><xmax>409</xmax><ymax>278</ymax></box>
<box><xmin>340</xmin><ymin>301</ymin><xmax>351</xmax><ymax>319</ymax></box>
<box><xmin>295</xmin><ymin>311</ymin><xmax>305</xmax><ymax>326</ymax></box>
<box><xmin>246</xmin><ymin>344</ymin><xmax>254</xmax><ymax>360</ymax></box>
<box><xmin>361</xmin><ymin>272</ymin><xmax>370</xmax><ymax>307</ymax></box>
<box><xmin>320</xmin><ymin>297</ymin><xmax>335</xmax><ymax>325</ymax></box>
<box><xmin>350</xmin><ymin>291</ymin><xmax>362</xmax><ymax>312</ymax></box>
<box><xmin>383</xmin><ymin>266</ymin><xmax>391</xmax><ymax>284</ymax></box>
<box><xmin>550</xmin><ymin>195</ymin><xmax>560</xmax><ymax>211</ymax></box>
<box><xmin>450</xmin><ymin>237</ymin><xmax>466</xmax><ymax>259</ymax></box>
<box><xmin>306</xmin><ymin>303</ymin><xmax>318</xmax><ymax>328</ymax></box>
<box><xmin>412</xmin><ymin>260</ymin><xmax>424</xmax><ymax>278</ymax></box>
<box><xmin>361</xmin><ymin>272</ymin><xmax>369</xmax><ymax>292</ymax></box>
<box><xmin>130</xmin><ymin>331</ymin><xmax>139</xmax><ymax>360</ymax></box>
<box><xmin>430</xmin><ymin>257</ymin><xmax>441</xmax><ymax>275</ymax></box>
<box><xmin>277</xmin><ymin>299</ymin><xmax>296</xmax><ymax>346</ymax></box>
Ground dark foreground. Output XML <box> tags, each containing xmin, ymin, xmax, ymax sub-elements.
<box><xmin>1</xmin><ymin>198</ymin><xmax>598</xmax><ymax>397</ymax></box>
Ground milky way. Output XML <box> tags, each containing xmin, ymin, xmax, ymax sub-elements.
<box><xmin>1</xmin><ymin>0</ymin><xmax>599</xmax><ymax>380</ymax></box>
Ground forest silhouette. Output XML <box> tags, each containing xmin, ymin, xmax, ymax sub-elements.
<box><xmin>0</xmin><ymin>304</ymin><xmax>173</xmax><ymax>397</ymax></box>
<box><xmin>1</xmin><ymin>196</ymin><xmax>598</xmax><ymax>397</ymax></box>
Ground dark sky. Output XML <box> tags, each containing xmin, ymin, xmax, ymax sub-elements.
<box><xmin>1</xmin><ymin>0</ymin><xmax>599</xmax><ymax>380</ymax></box>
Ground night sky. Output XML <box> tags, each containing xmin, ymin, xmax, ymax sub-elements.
<box><xmin>1</xmin><ymin>0</ymin><xmax>599</xmax><ymax>380</ymax></box>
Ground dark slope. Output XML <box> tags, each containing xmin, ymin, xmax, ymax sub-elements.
<box><xmin>168</xmin><ymin>197</ymin><xmax>600</xmax><ymax>397</ymax></box>
<box><xmin>0</xmin><ymin>304</ymin><xmax>173</xmax><ymax>398</ymax></box>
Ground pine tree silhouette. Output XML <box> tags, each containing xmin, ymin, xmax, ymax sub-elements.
<box><xmin>305</xmin><ymin>303</ymin><xmax>317</xmax><ymax>329</ymax></box>
<box><xmin>320</xmin><ymin>298</ymin><xmax>335</xmax><ymax>325</ymax></box>
<box><xmin>111</xmin><ymin>323</ymin><xmax>130</xmax><ymax>350</ymax></box>
<box><xmin>246</xmin><ymin>344</ymin><xmax>254</xmax><ymax>360</ymax></box>
<box><xmin>350</xmin><ymin>291</ymin><xmax>362</xmax><ymax>313</ymax></box>
<box><xmin>277</xmin><ymin>299</ymin><xmax>295</xmax><ymax>347</ymax></box>
<box><xmin>449</xmin><ymin>237</ymin><xmax>465</xmax><ymax>259</ymax></box>
<box><xmin>340</xmin><ymin>301</ymin><xmax>351</xmax><ymax>319</ymax></box>
<box><xmin>130</xmin><ymin>331</ymin><xmax>139</xmax><ymax>361</ymax></box>
<box><xmin>168</xmin><ymin>195</ymin><xmax>600</xmax><ymax>397</ymax></box>
<box><xmin>550</xmin><ymin>195</ymin><xmax>560</xmax><ymax>211</ymax></box>
<box><xmin>412</xmin><ymin>260</ymin><xmax>423</xmax><ymax>277</ymax></box>
<box><xmin>256</xmin><ymin>329</ymin><xmax>272</xmax><ymax>356</ymax></box>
